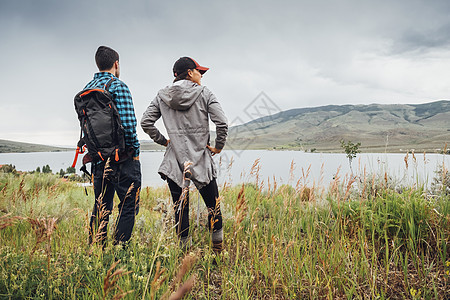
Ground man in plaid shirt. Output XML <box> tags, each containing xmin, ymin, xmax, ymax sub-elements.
<box><xmin>84</xmin><ymin>46</ymin><xmax>141</xmax><ymax>247</ymax></box>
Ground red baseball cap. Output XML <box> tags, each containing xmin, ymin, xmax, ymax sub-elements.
<box><xmin>173</xmin><ymin>57</ymin><xmax>209</xmax><ymax>77</ymax></box>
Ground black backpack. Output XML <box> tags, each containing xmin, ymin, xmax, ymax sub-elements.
<box><xmin>71</xmin><ymin>78</ymin><xmax>126</xmax><ymax>172</ymax></box>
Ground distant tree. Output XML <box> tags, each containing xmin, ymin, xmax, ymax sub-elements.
<box><xmin>59</xmin><ymin>169</ymin><xmax>65</xmax><ymax>176</ymax></box>
<box><xmin>42</xmin><ymin>165</ymin><xmax>52</xmax><ymax>174</ymax></box>
<box><xmin>66</xmin><ymin>166</ymin><xmax>76</xmax><ymax>174</ymax></box>
<box><xmin>35</xmin><ymin>166</ymin><xmax>41</xmax><ymax>173</ymax></box>
<box><xmin>340</xmin><ymin>139</ymin><xmax>361</xmax><ymax>175</ymax></box>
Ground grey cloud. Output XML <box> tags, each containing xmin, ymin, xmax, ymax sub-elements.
<box><xmin>391</xmin><ymin>24</ymin><xmax>450</xmax><ymax>54</ymax></box>
<box><xmin>1</xmin><ymin>0</ymin><xmax>450</xmax><ymax>145</ymax></box>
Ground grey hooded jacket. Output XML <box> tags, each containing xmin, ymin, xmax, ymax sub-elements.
<box><xmin>141</xmin><ymin>80</ymin><xmax>228</xmax><ymax>189</ymax></box>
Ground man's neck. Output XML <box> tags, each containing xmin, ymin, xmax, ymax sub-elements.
<box><xmin>99</xmin><ymin>70</ymin><xmax>115</xmax><ymax>76</ymax></box>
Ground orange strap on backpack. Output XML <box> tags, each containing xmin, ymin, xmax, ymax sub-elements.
<box><xmin>115</xmin><ymin>149</ymin><xmax>119</xmax><ymax>161</ymax></box>
<box><xmin>71</xmin><ymin>146</ymin><xmax>86</xmax><ymax>168</ymax></box>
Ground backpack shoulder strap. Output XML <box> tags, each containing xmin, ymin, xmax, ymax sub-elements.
<box><xmin>104</xmin><ymin>77</ymin><xmax>116</xmax><ymax>92</ymax></box>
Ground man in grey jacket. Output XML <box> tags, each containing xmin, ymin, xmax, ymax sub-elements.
<box><xmin>141</xmin><ymin>57</ymin><xmax>228</xmax><ymax>253</ymax></box>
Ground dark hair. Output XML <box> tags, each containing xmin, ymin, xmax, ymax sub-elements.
<box><xmin>173</xmin><ymin>69</ymin><xmax>192</xmax><ymax>83</ymax></box>
<box><xmin>95</xmin><ymin>46</ymin><xmax>119</xmax><ymax>71</ymax></box>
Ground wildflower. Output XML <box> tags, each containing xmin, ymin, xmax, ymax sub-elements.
<box><xmin>53</xmin><ymin>288</ymin><xmax>62</xmax><ymax>295</ymax></box>
<box><xmin>410</xmin><ymin>288</ymin><xmax>417</xmax><ymax>297</ymax></box>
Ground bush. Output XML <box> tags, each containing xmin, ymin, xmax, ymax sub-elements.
<box><xmin>0</xmin><ymin>164</ymin><xmax>16</xmax><ymax>174</ymax></box>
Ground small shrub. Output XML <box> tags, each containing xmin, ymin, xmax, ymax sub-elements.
<box><xmin>0</xmin><ymin>164</ymin><xmax>17</xmax><ymax>174</ymax></box>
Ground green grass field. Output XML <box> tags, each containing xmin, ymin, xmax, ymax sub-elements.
<box><xmin>0</xmin><ymin>160</ymin><xmax>449</xmax><ymax>299</ymax></box>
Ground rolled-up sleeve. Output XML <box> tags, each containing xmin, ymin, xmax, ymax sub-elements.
<box><xmin>112</xmin><ymin>81</ymin><xmax>140</xmax><ymax>156</ymax></box>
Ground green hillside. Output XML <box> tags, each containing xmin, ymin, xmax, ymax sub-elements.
<box><xmin>0</xmin><ymin>139</ymin><xmax>70</xmax><ymax>153</ymax></box>
<box><xmin>226</xmin><ymin>100</ymin><xmax>450</xmax><ymax>153</ymax></box>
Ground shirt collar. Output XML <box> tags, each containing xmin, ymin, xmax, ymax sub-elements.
<box><xmin>93</xmin><ymin>72</ymin><xmax>117</xmax><ymax>80</ymax></box>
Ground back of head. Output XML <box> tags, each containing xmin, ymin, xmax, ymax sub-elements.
<box><xmin>95</xmin><ymin>46</ymin><xmax>119</xmax><ymax>71</ymax></box>
<box><xmin>172</xmin><ymin>57</ymin><xmax>209</xmax><ymax>83</ymax></box>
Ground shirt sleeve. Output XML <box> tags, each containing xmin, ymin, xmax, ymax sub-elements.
<box><xmin>205</xmin><ymin>88</ymin><xmax>228</xmax><ymax>150</ymax></box>
<box><xmin>111</xmin><ymin>81</ymin><xmax>140</xmax><ymax>156</ymax></box>
<box><xmin>141</xmin><ymin>96</ymin><xmax>168</xmax><ymax>146</ymax></box>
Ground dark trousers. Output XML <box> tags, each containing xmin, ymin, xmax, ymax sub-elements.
<box><xmin>89</xmin><ymin>158</ymin><xmax>141</xmax><ymax>246</ymax></box>
<box><xmin>167</xmin><ymin>178</ymin><xmax>223</xmax><ymax>239</ymax></box>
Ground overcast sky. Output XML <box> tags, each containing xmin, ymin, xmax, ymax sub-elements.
<box><xmin>1</xmin><ymin>0</ymin><xmax>450</xmax><ymax>146</ymax></box>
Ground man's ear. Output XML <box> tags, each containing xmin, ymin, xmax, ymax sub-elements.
<box><xmin>187</xmin><ymin>69</ymin><xmax>193</xmax><ymax>78</ymax></box>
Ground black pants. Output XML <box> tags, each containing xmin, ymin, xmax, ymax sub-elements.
<box><xmin>167</xmin><ymin>178</ymin><xmax>223</xmax><ymax>239</ymax></box>
<box><xmin>89</xmin><ymin>158</ymin><xmax>141</xmax><ymax>246</ymax></box>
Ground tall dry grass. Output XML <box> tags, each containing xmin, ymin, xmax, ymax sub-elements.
<box><xmin>0</xmin><ymin>154</ymin><xmax>449</xmax><ymax>299</ymax></box>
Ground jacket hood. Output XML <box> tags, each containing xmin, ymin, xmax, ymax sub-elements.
<box><xmin>158</xmin><ymin>80</ymin><xmax>204</xmax><ymax>111</ymax></box>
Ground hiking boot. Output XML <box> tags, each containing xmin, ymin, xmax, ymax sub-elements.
<box><xmin>211</xmin><ymin>228</ymin><xmax>223</xmax><ymax>254</ymax></box>
<box><xmin>212</xmin><ymin>240</ymin><xmax>223</xmax><ymax>254</ymax></box>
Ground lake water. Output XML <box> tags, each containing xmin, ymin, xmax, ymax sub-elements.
<box><xmin>0</xmin><ymin>150</ymin><xmax>448</xmax><ymax>188</ymax></box>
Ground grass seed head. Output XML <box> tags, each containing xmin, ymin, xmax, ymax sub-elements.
<box><xmin>102</xmin><ymin>260</ymin><xmax>133</xmax><ymax>300</ymax></box>
<box><xmin>0</xmin><ymin>213</ymin><xmax>23</xmax><ymax>230</ymax></box>
<box><xmin>234</xmin><ymin>184</ymin><xmax>248</xmax><ymax>233</ymax></box>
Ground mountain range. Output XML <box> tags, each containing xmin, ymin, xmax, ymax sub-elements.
<box><xmin>225</xmin><ymin>100</ymin><xmax>450</xmax><ymax>153</ymax></box>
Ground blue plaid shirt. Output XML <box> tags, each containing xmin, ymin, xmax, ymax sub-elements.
<box><xmin>84</xmin><ymin>72</ymin><xmax>140</xmax><ymax>157</ymax></box>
